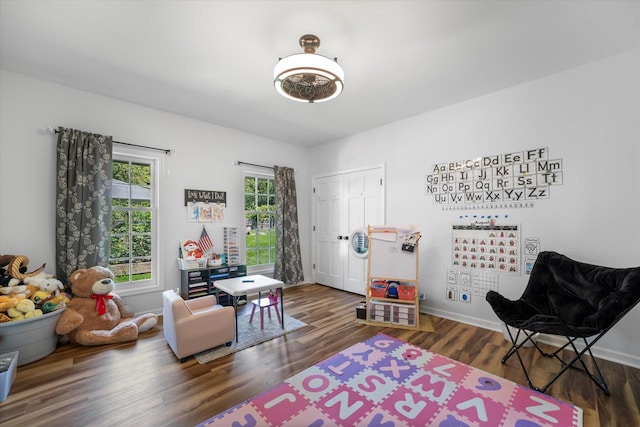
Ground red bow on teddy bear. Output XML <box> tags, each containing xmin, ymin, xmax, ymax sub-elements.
<box><xmin>91</xmin><ymin>293</ymin><xmax>114</xmax><ymax>315</ymax></box>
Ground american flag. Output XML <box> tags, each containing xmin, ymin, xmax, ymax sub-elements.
<box><xmin>199</xmin><ymin>226</ymin><xmax>213</xmax><ymax>253</ymax></box>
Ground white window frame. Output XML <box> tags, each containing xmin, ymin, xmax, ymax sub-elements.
<box><xmin>111</xmin><ymin>146</ymin><xmax>163</xmax><ymax>296</ymax></box>
<box><xmin>243</xmin><ymin>169</ymin><xmax>276</xmax><ymax>276</ymax></box>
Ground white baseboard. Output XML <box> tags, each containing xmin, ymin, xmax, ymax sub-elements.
<box><xmin>422</xmin><ymin>306</ymin><xmax>499</xmax><ymax>331</ymax></box>
<box><xmin>534</xmin><ymin>334</ymin><xmax>640</xmax><ymax>369</ymax></box>
<box><xmin>145</xmin><ymin>308</ymin><xmax>163</xmax><ymax>317</ymax></box>
<box><xmin>421</xmin><ymin>305</ymin><xmax>640</xmax><ymax>369</ymax></box>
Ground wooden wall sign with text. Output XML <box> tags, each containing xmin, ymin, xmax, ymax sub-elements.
<box><xmin>184</xmin><ymin>189</ymin><xmax>227</xmax><ymax>206</ymax></box>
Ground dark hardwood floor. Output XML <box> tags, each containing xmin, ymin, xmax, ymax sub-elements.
<box><xmin>1</xmin><ymin>284</ymin><xmax>638</xmax><ymax>426</ymax></box>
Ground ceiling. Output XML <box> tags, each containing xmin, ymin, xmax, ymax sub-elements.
<box><xmin>1</xmin><ymin>1</ymin><xmax>638</xmax><ymax>147</ymax></box>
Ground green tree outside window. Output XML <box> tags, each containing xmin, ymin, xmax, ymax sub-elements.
<box><xmin>110</xmin><ymin>160</ymin><xmax>153</xmax><ymax>283</ymax></box>
<box><xmin>244</xmin><ymin>175</ymin><xmax>276</xmax><ymax>266</ymax></box>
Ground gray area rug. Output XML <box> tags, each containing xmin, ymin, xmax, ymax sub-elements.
<box><xmin>194</xmin><ymin>312</ymin><xmax>307</xmax><ymax>364</ymax></box>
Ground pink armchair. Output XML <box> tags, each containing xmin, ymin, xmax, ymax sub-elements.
<box><xmin>162</xmin><ymin>289</ymin><xmax>235</xmax><ymax>361</ymax></box>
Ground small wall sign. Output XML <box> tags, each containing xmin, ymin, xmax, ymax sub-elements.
<box><xmin>184</xmin><ymin>189</ymin><xmax>226</xmax><ymax>206</ymax></box>
<box><xmin>185</xmin><ymin>189</ymin><xmax>227</xmax><ymax>223</ymax></box>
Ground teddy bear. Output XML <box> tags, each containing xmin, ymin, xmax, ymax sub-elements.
<box><xmin>55</xmin><ymin>266</ymin><xmax>158</xmax><ymax>346</ymax></box>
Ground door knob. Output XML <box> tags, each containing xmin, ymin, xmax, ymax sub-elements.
<box><xmin>337</xmin><ymin>236</ymin><xmax>343</xmax><ymax>240</ymax></box>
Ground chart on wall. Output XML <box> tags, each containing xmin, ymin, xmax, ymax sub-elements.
<box><xmin>425</xmin><ymin>147</ymin><xmax>563</xmax><ymax>209</ymax></box>
<box><xmin>452</xmin><ymin>225</ymin><xmax>521</xmax><ymax>275</ymax></box>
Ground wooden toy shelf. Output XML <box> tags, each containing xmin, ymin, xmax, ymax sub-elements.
<box><xmin>364</xmin><ymin>225</ymin><xmax>420</xmax><ymax>330</ymax></box>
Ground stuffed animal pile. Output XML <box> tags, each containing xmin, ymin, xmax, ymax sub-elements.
<box><xmin>2</xmin><ymin>254</ymin><xmax>158</xmax><ymax>347</ymax></box>
<box><xmin>0</xmin><ymin>254</ymin><xmax>68</xmax><ymax>323</ymax></box>
<box><xmin>55</xmin><ymin>266</ymin><xmax>158</xmax><ymax>345</ymax></box>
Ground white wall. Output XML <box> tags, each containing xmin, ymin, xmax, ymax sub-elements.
<box><xmin>2</xmin><ymin>49</ymin><xmax>638</xmax><ymax>367</ymax></box>
<box><xmin>310</xmin><ymin>49</ymin><xmax>640</xmax><ymax>367</ymax></box>
<box><xmin>0</xmin><ymin>70</ymin><xmax>312</xmax><ymax>314</ymax></box>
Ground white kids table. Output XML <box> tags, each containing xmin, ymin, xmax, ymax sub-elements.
<box><xmin>213</xmin><ymin>275</ymin><xmax>284</xmax><ymax>342</ymax></box>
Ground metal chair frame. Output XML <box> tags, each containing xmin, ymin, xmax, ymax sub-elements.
<box><xmin>501</xmin><ymin>301</ymin><xmax>640</xmax><ymax>396</ymax></box>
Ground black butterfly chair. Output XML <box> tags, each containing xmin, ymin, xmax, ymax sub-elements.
<box><xmin>486</xmin><ymin>251</ymin><xmax>640</xmax><ymax>395</ymax></box>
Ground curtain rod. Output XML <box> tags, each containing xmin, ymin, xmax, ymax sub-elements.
<box><xmin>235</xmin><ymin>161</ymin><xmax>296</xmax><ymax>172</ymax></box>
<box><xmin>235</xmin><ymin>161</ymin><xmax>274</xmax><ymax>169</ymax></box>
<box><xmin>48</xmin><ymin>127</ymin><xmax>172</xmax><ymax>155</ymax></box>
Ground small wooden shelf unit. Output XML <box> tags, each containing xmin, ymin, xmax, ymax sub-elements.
<box><xmin>365</xmin><ymin>225</ymin><xmax>420</xmax><ymax>330</ymax></box>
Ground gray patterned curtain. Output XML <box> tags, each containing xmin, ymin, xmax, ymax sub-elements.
<box><xmin>273</xmin><ymin>166</ymin><xmax>304</xmax><ymax>285</ymax></box>
<box><xmin>55</xmin><ymin>127</ymin><xmax>113</xmax><ymax>285</ymax></box>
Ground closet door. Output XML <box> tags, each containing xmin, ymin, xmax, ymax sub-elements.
<box><xmin>313</xmin><ymin>174</ymin><xmax>344</xmax><ymax>288</ymax></box>
<box><xmin>313</xmin><ymin>166</ymin><xmax>384</xmax><ymax>294</ymax></box>
<box><xmin>343</xmin><ymin>168</ymin><xmax>384</xmax><ymax>294</ymax></box>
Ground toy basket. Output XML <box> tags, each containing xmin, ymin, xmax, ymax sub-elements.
<box><xmin>369</xmin><ymin>280</ymin><xmax>388</xmax><ymax>298</ymax></box>
<box><xmin>398</xmin><ymin>285</ymin><xmax>416</xmax><ymax>301</ymax></box>
<box><xmin>177</xmin><ymin>258</ymin><xmax>207</xmax><ymax>270</ymax></box>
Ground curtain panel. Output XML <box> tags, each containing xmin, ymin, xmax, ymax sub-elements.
<box><xmin>273</xmin><ymin>166</ymin><xmax>304</xmax><ymax>285</ymax></box>
<box><xmin>55</xmin><ymin>127</ymin><xmax>113</xmax><ymax>285</ymax></box>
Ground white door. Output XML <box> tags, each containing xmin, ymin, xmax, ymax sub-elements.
<box><xmin>343</xmin><ymin>169</ymin><xmax>384</xmax><ymax>294</ymax></box>
<box><xmin>313</xmin><ymin>174</ymin><xmax>344</xmax><ymax>288</ymax></box>
<box><xmin>313</xmin><ymin>166</ymin><xmax>385</xmax><ymax>294</ymax></box>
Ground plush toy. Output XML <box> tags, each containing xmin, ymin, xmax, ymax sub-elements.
<box><xmin>30</xmin><ymin>288</ymin><xmax>70</xmax><ymax>313</ymax></box>
<box><xmin>0</xmin><ymin>284</ymin><xmax>39</xmax><ymax>312</ymax></box>
<box><xmin>24</xmin><ymin>271</ymin><xmax>64</xmax><ymax>295</ymax></box>
<box><xmin>0</xmin><ymin>255</ymin><xmax>19</xmax><ymax>288</ymax></box>
<box><xmin>0</xmin><ymin>295</ymin><xmax>20</xmax><ymax>311</ymax></box>
<box><xmin>0</xmin><ymin>267</ymin><xmax>19</xmax><ymax>288</ymax></box>
<box><xmin>0</xmin><ymin>284</ymin><xmax>27</xmax><ymax>296</ymax></box>
<box><xmin>0</xmin><ymin>284</ymin><xmax>38</xmax><ymax>299</ymax></box>
<box><xmin>7</xmin><ymin>299</ymin><xmax>43</xmax><ymax>321</ymax></box>
<box><xmin>0</xmin><ymin>255</ymin><xmax>15</xmax><ymax>267</ymax></box>
<box><xmin>31</xmin><ymin>290</ymin><xmax>52</xmax><ymax>305</ymax></box>
<box><xmin>55</xmin><ymin>266</ymin><xmax>158</xmax><ymax>346</ymax></box>
<box><xmin>39</xmin><ymin>277</ymin><xmax>64</xmax><ymax>295</ymax></box>
<box><xmin>0</xmin><ymin>255</ymin><xmax>46</xmax><ymax>281</ymax></box>
<box><xmin>41</xmin><ymin>293</ymin><xmax>70</xmax><ymax>313</ymax></box>
<box><xmin>0</xmin><ymin>255</ymin><xmax>47</xmax><ymax>294</ymax></box>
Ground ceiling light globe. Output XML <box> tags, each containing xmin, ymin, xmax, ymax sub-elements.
<box><xmin>274</xmin><ymin>36</ymin><xmax>344</xmax><ymax>103</ymax></box>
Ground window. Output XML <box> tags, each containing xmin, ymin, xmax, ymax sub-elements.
<box><xmin>244</xmin><ymin>173</ymin><xmax>276</xmax><ymax>269</ymax></box>
<box><xmin>109</xmin><ymin>149</ymin><xmax>161</xmax><ymax>293</ymax></box>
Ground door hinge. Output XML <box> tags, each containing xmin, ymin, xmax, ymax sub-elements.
<box><xmin>313</xmin><ymin>225</ymin><xmax>316</xmax><ymax>231</ymax></box>
<box><xmin>313</xmin><ymin>263</ymin><xmax>315</xmax><ymax>270</ymax></box>
<box><xmin>380</xmin><ymin>178</ymin><xmax>383</xmax><ymax>185</ymax></box>
<box><xmin>313</xmin><ymin>187</ymin><xmax>316</xmax><ymax>193</ymax></box>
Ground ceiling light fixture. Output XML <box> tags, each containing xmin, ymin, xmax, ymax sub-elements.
<box><xmin>274</xmin><ymin>34</ymin><xmax>344</xmax><ymax>103</ymax></box>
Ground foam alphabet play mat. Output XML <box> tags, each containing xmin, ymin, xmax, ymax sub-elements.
<box><xmin>198</xmin><ymin>333</ymin><xmax>582</xmax><ymax>426</ymax></box>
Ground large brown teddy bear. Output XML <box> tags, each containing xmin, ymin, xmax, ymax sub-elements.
<box><xmin>55</xmin><ymin>266</ymin><xmax>158</xmax><ymax>346</ymax></box>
